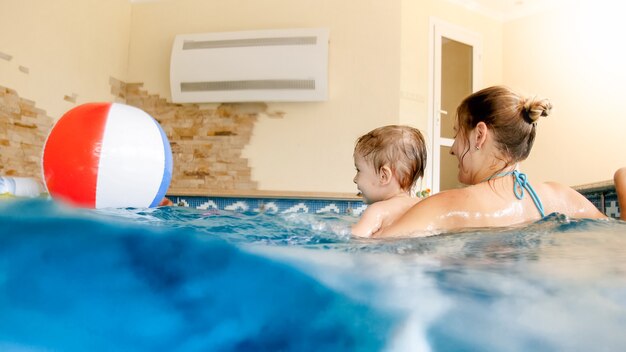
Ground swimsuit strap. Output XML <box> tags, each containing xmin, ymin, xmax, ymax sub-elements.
<box><xmin>511</xmin><ymin>170</ymin><xmax>545</xmax><ymax>218</ymax></box>
<box><xmin>484</xmin><ymin>169</ymin><xmax>546</xmax><ymax>218</ymax></box>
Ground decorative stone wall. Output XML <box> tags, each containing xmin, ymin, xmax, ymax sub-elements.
<box><xmin>0</xmin><ymin>80</ymin><xmax>263</xmax><ymax>195</ymax></box>
<box><xmin>0</xmin><ymin>86</ymin><xmax>53</xmax><ymax>180</ymax></box>
<box><xmin>110</xmin><ymin>78</ymin><xmax>260</xmax><ymax>194</ymax></box>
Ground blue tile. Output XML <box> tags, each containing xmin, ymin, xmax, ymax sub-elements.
<box><xmin>169</xmin><ymin>195</ymin><xmax>366</xmax><ymax>217</ymax></box>
<box><xmin>171</xmin><ymin>186</ymin><xmax>622</xmax><ymax>220</ymax></box>
<box><xmin>579</xmin><ymin>187</ymin><xmax>620</xmax><ymax>219</ymax></box>
<box><xmin>604</xmin><ymin>191</ymin><xmax>620</xmax><ymax>219</ymax></box>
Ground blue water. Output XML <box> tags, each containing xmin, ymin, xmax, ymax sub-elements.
<box><xmin>1</xmin><ymin>199</ymin><xmax>626</xmax><ymax>351</ymax></box>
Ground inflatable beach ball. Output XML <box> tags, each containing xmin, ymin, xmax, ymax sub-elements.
<box><xmin>42</xmin><ymin>103</ymin><xmax>173</xmax><ymax>208</ymax></box>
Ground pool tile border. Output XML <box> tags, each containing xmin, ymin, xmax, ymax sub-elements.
<box><xmin>169</xmin><ymin>195</ymin><xmax>368</xmax><ymax>216</ymax></box>
<box><xmin>170</xmin><ymin>185</ymin><xmax>620</xmax><ymax>219</ymax></box>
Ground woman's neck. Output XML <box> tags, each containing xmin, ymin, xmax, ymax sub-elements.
<box><xmin>477</xmin><ymin>164</ymin><xmax>518</xmax><ymax>184</ymax></box>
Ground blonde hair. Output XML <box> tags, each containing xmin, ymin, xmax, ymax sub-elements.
<box><xmin>456</xmin><ymin>85</ymin><xmax>552</xmax><ymax>166</ymax></box>
<box><xmin>354</xmin><ymin>125</ymin><xmax>426</xmax><ymax>191</ymax></box>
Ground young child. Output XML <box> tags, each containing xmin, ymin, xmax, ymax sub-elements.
<box><xmin>351</xmin><ymin>125</ymin><xmax>427</xmax><ymax>237</ymax></box>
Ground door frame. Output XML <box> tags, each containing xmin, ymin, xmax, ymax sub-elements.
<box><xmin>427</xmin><ymin>17</ymin><xmax>483</xmax><ymax>194</ymax></box>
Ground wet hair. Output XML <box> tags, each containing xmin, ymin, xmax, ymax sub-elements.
<box><xmin>354</xmin><ymin>125</ymin><xmax>426</xmax><ymax>191</ymax></box>
<box><xmin>456</xmin><ymin>85</ymin><xmax>552</xmax><ymax>167</ymax></box>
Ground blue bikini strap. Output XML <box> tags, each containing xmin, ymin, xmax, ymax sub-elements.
<box><xmin>485</xmin><ymin>169</ymin><xmax>546</xmax><ymax>218</ymax></box>
<box><xmin>511</xmin><ymin>170</ymin><xmax>545</xmax><ymax>218</ymax></box>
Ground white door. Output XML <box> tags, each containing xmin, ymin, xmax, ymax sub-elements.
<box><xmin>429</xmin><ymin>19</ymin><xmax>482</xmax><ymax>194</ymax></box>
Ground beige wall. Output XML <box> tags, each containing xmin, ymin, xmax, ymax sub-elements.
<box><xmin>0</xmin><ymin>0</ymin><xmax>132</xmax><ymax>119</ymax></box>
<box><xmin>128</xmin><ymin>0</ymin><xmax>402</xmax><ymax>193</ymax></box>
<box><xmin>129</xmin><ymin>0</ymin><xmax>502</xmax><ymax>194</ymax></box>
<box><xmin>504</xmin><ymin>2</ymin><xmax>626</xmax><ymax>186</ymax></box>
<box><xmin>1</xmin><ymin>0</ymin><xmax>619</xmax><ymax>194</ymax></box>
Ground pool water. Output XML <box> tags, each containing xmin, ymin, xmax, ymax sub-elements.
<box><xmin>1</xmin><ymin>199</ymin><xmax>626</xmax><ymax>351</ymax></box>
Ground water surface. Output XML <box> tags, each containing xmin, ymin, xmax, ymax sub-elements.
<box><xmin>1</xmin><ymin>199</ymin><xmax>625</xmax><ymax>351</ymax></box>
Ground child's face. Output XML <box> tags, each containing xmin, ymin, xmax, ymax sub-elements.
<box><xmin>353</xmin><ymin>153</ymin><xmax>384</xmax><ymax>204</ymax></box>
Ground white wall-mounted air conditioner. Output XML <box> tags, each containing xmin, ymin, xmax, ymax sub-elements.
<box><xmin>170</xmin><ymin>28</ymin><xmax>329</xmax><ymax>103</ymax></box>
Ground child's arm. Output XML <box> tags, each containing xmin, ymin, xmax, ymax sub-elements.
<box><xmin>351</xmin><ymin>203</ymin><xmax>386</xmax><ymax>238</ymax></box>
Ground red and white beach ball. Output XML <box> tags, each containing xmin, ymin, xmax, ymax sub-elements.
<box><xmin>42</xmin><ymin>103</ymin><xmax>173</xmax><ymax>208</ymax></box>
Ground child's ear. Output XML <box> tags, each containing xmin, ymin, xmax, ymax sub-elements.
<box><xmin>379</xmin><ymin>165</ymin><xmax>393</xmax><ymax>185</ymax></box>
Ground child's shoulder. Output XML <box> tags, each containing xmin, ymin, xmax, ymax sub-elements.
<box><xmin>385</xmin><ymin>194</ymin><xmax>420</xmax><ymax>208</ymax></box>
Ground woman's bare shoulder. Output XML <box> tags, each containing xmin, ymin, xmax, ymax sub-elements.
<box><xmin>540</xmin><ymin>181</ymin><xmax>586</xmax><ymax>200</ymax></box>
<box><xmin>540</xmin><ymin>181</ymin><xmax>606</xmax><ymax>218</ymax></box>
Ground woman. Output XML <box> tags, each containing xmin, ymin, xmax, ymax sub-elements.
<box><xmin>376</xmin><ymin>86</ymin><xmax>606</xmax><ymax>237</ymax></box>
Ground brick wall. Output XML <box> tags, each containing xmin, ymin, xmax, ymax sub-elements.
<box><xmin>1</xmin><ymin>80</ymin><xmax>262</xmax><ymax>195</ymax></box>
<box><xmin>110</xmin><ymin>78</ymin><xmax>259</xmax><ymax>194</ymax></box>
<box><xmin>0</xmin><ymin>86</ymin><xmax>53</xmax><ymax>180</ymax></box>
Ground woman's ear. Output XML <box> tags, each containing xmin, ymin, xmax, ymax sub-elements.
<box><xmin>379</xmin><ymin>165</ymin><xmax>393</xmax><ymax>185</ymax></box>
<box><xmin>475</xmin><ymin>121</ymin><xmax>488</xmax><ymax>150</ymax></box>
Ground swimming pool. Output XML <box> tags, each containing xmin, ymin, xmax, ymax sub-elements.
<box><xmin>1</xmin><ymin>198</ymin><xmax>626</xmax><ymax>351</ymax></box>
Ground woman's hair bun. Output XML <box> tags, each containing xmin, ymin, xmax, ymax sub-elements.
<box><xmin>522</xmin><ymin>96</ymin><xmax>552</xmax><ymax>123</ymax></box>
